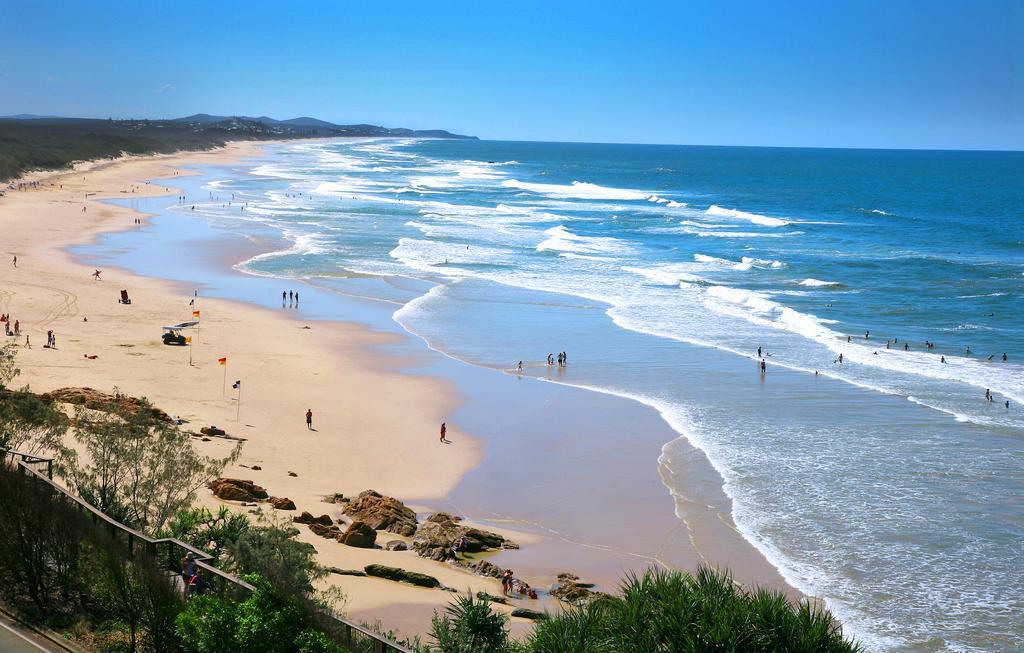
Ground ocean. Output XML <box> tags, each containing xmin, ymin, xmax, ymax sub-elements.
<box><xmin>96</xmin><ymin>139</ymin><xmax>1023</xmax><ymax>651</ymax></box>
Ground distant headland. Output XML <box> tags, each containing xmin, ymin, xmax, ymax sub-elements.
<box><xmin>0</xmin><ymin>114</ymin><xmax>476</xmax><ymax>181</ymax></box>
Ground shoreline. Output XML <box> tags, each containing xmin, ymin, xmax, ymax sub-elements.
<box><xmin>1</xmin><ymin>142</ymin><xmax>796</xmax><ymax>639</ymax></box>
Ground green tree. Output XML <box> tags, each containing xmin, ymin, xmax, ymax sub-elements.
<box><xmin>227</xmin><ymin>519</ymin><xmax>325</xmax><ymax>596</ymax></box>
<box><xmin>234</xmin><ymin>575</ymin><xmax>307</xmax><ymax>653</ymax></box>
<box><xmin>0</xmin><ymin>344</ymin><xmax>67</xmax><ymax>453</ymax></box>
<box><xmin>159</xmin><ymin>506</ymin><xmax>252</xmax><ymax>561</ymax></box>
<box><xmin>175</xmin><ymin>594</ymin><xmax>239</xmax><ymax>653</ymax></box>
<box><xmin>54</xmin><ymin>399</ymin><xmax>241</xmax><ymax>531</ymax></box>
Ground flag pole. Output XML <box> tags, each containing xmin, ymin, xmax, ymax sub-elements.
<box><xmin>222</xmin><ymin>363</ymin><xmax>227</xmax><ymax>396</ymax></box>
<box><xmin>236</xmin><ymin>382</ymin><xmax>241</xmax><ymax>421</ymax></box>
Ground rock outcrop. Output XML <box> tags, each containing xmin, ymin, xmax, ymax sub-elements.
<box><xmin>453</xmin><ymin>559</ymin><xmax>504</xmax><ymax>578</ymax></box>
<box><xmin>550</xmin><ymin>573</ymin><xmax>600</xmax><ymax>603</ymax></box>
<box><xmin>363</xmin><ymin>564</ymin><xmax>440</xmax><ymax>588</ymax></box>
<box><xmin>412</xmin><ymin>513</ymin><xmax>517</xmax><ymax>561</ymax></box>
<box><xmin>343</xmin><ymin>490</ymin><xmax>418</xmax><ymax>536</ymax></box>
<box><xmin>384</xmin><ymin>540</ymin><xmax>408</xmax><ymax>551</ymax></box>
<box><xmin>293</xmin><ymin>512</ymin><xmax>334</xmax><ymax>526</ymax></box>
<box><xmin>326</xmin><ymin>567</ymin><xmax>366</xmax><ymax>577</ymax></box>
<box><xmin>39</xmin><ymin>387</ymin><xmax>173</xmax><ymax>423</ymax></box>
<box><xmin>309</xmin><ymin>523</ymin><xmax>342</xmax><ymax>539</ymax></box>
<box><xmin>511</xmin><ymin>608</ymin><xmax>546</xmax><ymax>620</ymax></box>
<box><xmin>475</xmin><ymin>591</ymin><xmax>509</xmax><ymax>605</ymax></box>
<box><xmin>339</xmin><ymin>521</ymin><xmax>377</xmax><ymax>548</ymax></box>
<box><xmin>208</xmin><ymin>478</ymin><xmax>268</xmax><ymax>502</ymax></box>
<box><xmin>269</xmin><ymin>497</ymin><xmax>296</xmax><ymax>510</ymax></box>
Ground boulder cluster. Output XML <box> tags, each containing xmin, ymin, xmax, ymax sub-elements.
<box><xmin>343</xmin><ymin>490</ymin><xmax>418</xmax><ymax>536</ymax></box>
<box><xmin>412</xmin><ymin>512</ymin><xmax>518</xmax><ymax>561</ymax></box>
<box><xmin>207</xmin><ymin>478</ymin><xmax>297</xmax><ymax>511</ymax></box>
<box><xmin>208</xmin><ymin>478</ymin><xmax>268</xmax><ymax>502</ymax></box>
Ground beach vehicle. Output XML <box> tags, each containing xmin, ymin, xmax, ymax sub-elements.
<box><xmin>161</xmin><ymin>320</ymin><xmax>198</xmax><ymax>346</ymax></box>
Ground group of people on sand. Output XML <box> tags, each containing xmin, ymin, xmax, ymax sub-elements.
<box><xmin>500</xmin><ymin>568</ymin><xmax>538</xmax><ymax>599</ymax></box>
<box><xmin>281</xmin><ymin>290</ymin><xmax>300</xmax><ymax>306</ymax></box>
<box><xmin>2</xmin><ymin>314</ymin><xmax>58</xmax><ymax>350</ymax></box>
<box><xmin>2</xmin><ymin>315</ymin><xmax>20</xmax><ymax>337</ymax></box>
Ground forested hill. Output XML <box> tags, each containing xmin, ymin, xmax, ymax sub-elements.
<box><xmin>0</xmin><ymin>115</ymin><xmax>476</xmax><ymax>182</ymax></box>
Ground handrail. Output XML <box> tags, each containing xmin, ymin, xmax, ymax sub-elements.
<box><xmin>1</xmin><ymin>448</ymin><xmax>412</xmax><ymax>653</ymax></box>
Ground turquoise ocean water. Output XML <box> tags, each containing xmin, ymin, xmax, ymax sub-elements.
<box><xmin>102</xmin><ymin>140</ymin><xmax>1024</xmax><ymax>651</ymax></box>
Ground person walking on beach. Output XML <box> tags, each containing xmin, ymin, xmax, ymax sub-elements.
<box><xmin>282</xmin><ymin>290</ymin><xmax>287</xmax><ymax>304</ymax></box>
<box><xmin>760</xmin><ymin>358</ymin><xmax>767</xmax><ymax>374</ymax></box>
<box><xmin>439</xmin><ymin>422</ymin><xmax>449</xmax><ymax>444</ymax></box>
<box><xmin>294</xmin><ymin>291</ymin><xmax>299</xmax><ymax>304</ymax></box>
<box><xmin>23</xmin><ymin>334</ymin><xmax>30</xmax><ymax>348</ymax></box>
<box><xmin>306</xmin><ymin>409</ymin><xmax>313</xmax><ymax>430</ymax></box>
<box><xmin>92</xmin><ymin>269</ymin><xmax>102</xmax><ymax>281</ymax></box>
<box><xmin>11</xmin><ymin>255</ymin><xmax>16</xmax><ymax>268</ymax></box>
<box><xmin>13</xmin><ymin>320</ymin><xmax>19</xmax><ymax>336</ymax></box>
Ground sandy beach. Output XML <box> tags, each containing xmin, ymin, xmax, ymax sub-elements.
<box><xmin>1</xmin><ymin>141</ymin><xmax>791</xmax><ymax>639</ymax></box>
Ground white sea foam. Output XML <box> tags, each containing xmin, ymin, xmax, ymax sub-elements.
<box><xmin>503</xmin><ymin>179</ymin><xmax>662</xmax><ymax>201</ymax></box>
<box><xmin>623</xmin><ymin>264</ymin><xmax>707</xmax><ymax>286</ymax></box>
<box><xmin>706</xmin><ymin>205</ymin><xmax>789</xmax><ymax>227</ymax></box>
<box><xmin>693</xmin><ymin>253</ymin><xmax>757</xmax><ymax>271</ymax></box>
<box><xmin>798</xmin><ymin>278</ymin><xmax>842</xmax><ymax>287</ymax></box>
<box><xmin>536</xmin><ymin>225</ymin><xmax>632</xmax><ymax>256</ymax></box>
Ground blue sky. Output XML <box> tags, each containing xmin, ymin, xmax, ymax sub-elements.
<box><xmin>1</xmin><ymin>0</ymin><xmax>1020</xmax><ymax>149</ymax></box>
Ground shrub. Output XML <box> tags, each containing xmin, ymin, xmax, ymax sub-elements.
<box><xmin>430</xmin><ymin>593</ymin><xmax>510</xmax><ymax>653</ymax></box>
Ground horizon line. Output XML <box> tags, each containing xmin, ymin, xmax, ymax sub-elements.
<box><xmin>2</xmin><ymin>113</ymin><xmax>1020</xmax><ymax>153</ymax></box>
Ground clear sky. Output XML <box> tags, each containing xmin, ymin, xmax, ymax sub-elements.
<box><xmin>1</xmin><ymin>0</ymin><xmax>1020</xmax><ymax>150</ymax></box>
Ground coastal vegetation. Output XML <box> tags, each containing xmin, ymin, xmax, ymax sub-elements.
<box><xmin>0</xmin><ymin>344</ymin><xmax>859</xmax><ymax>651</ymax></box>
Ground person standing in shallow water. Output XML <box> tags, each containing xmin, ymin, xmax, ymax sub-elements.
<box><xmin>760</xmin><ymin>358</ymin><xmax>767</xmax><ymax>374</ymax></box>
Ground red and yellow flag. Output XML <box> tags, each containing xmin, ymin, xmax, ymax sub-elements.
<box><xmin>217</xmin><ymin>357</ymin><xmax>227</xmax><ymax>365</ymax></box>
<box><xmin>192</xmin><ymin>310</ymin><xmax>201</xmax><ymax>318</ymax></box>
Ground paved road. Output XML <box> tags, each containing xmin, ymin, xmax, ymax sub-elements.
<box><xmin>0</xmin><ymin>612</ymin><xmax>62</xmax><ymax>652</ymax></box>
